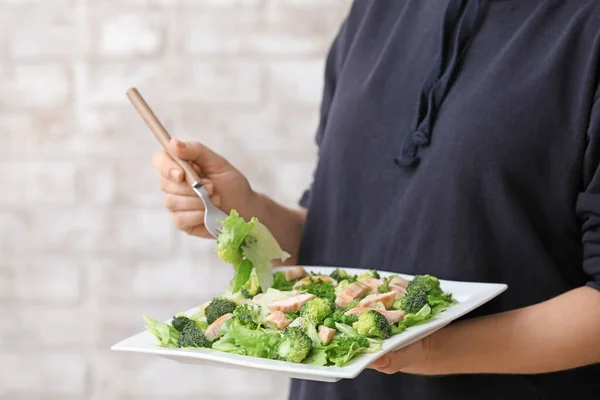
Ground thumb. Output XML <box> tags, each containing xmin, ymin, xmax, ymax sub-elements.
<box><xmin>169</xmin><ymin>138</ymin><xmax>230</xmax><ymax>175</ymax></box>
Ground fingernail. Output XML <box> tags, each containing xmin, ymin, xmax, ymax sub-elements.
<box><xmin>204</xmin><ymin>181</ymin><xmax>214</xmax><ymax>194</ymax></box>
<box><xmin>212</xmin><ymin>194</ymin><xmax>221</xmax><ymax>206</ymax></box>
<box><xmin>170</xmin><ymin>169</ymin><xmax>182</xmax><ymax>181</ymax></box>
<box><xmin>175</xmin><ymin>139</ymin><xmax>186</xmax><ymax>149</ymax></box>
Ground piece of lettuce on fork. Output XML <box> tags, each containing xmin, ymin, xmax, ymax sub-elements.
<box><xmin>215</xmin><ymin>210</ymin><xmax>290</xmax><ymax>292</ymax></box>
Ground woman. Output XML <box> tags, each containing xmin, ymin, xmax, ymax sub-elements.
<box><xmin>152</xmin><ymin>1</ymin><xmax>600</xmax><ymax>399</ymax></box>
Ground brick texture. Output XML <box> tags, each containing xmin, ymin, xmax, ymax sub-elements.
<box><xmin>0</xmin><ymin>0</ymin><xmax>351</xmax><ymax>399</ymax></box>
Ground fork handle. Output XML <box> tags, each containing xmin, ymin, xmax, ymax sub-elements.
<box><xmin>126</xmin><ymin>87</ymin><xmax>203</xmax><ymax>188</ymax></box>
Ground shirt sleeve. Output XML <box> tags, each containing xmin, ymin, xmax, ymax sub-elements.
<box><xmin>299</xmin><ymin>12</ymin><xmax>354</xmax><ymax>208</ymax></box>
<box><xmin>576</xmin><ymin>98</ymin><xmax>600</xmax><ymax>291</ymax></box>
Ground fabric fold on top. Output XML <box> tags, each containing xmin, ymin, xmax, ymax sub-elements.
<box><xmin>396</xmin><ymin>0</ymin><xmax>487</xmax><ymax>167</ymax></box>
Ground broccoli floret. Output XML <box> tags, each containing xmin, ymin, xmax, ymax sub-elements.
<box><xmin>205</xmin><ymin>297</ymin><xmax>238</xmax><ymax>324</ymax></box>
<box><xmin>171</xmin><ymin>315</ymin><xmax>195</xmax><ymax>332</ymax></box>
<box><xmin>277</xmin><ymin>326</ymin><xmax>312</xmax><ymax>363</ymax></box>
<box><xmin>299</xmin><ymin>297</ymin><xmax>335</xmax><ymax>325</ymax></box>
<box><xmin>232</xmin><ymin>304</ymin><xmax>261</xmax><ymax>329</ymax></box>
<box><xmin>330</xmin><ymin>268</ymin><xmax>357</xmax><ymax>283</ymax></box>
<box><xmin>298</xmin><ymin>279</ymin><xmax>336</xmax><ymax>302</ymax></box>
<box><xmin>235</xmin><ymin>313</ymin><xmax>258</xmax><ymax>329</ymax></box>
<box><xmin>399</xmin><ymin>288</ymin><xmax>428</xmax><ymax>314</ymax></box>
<box><xmin>323</xmin><ymin>310</ymin><xmax>358</xmax><ymax>329</ymax></box>
<box><xmin>178</xmin><ymin>323</ymin><xmax>212</xmax><ymax>348</ymax></box>
<box><xmin>378</xmin><ymin>277</ymin><xmax>391</xmax><ymax>293</ymax></box>
<box><xmin>240</xmin><ymin>274</ymin><xmax>262</xmax><ymax>299</ymax></box>
<box><xmin>357</xmin><ymin>269</ymin><xmax>380</xmax><ymax>282</ymax></box>
<box><xmin>352</xmin><ymin>310</ymin><xmax>391</xmax><ymax>339</ymax></box>
<box><xmin>406</xmin><ymin>274</ymin><xmax>442</xmax><ymax>295</ymax></box>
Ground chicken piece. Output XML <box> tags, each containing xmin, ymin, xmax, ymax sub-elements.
<box><xmin>362</xmin><ymin>278</ymin><xmax>383</xmax><ymax>293</ymax></box>
<box><xmin>345</xmin><ymin>307</ymin><xmax>406</xmax><ymax>324</ymax></box>
<box><xmin>205</xmin><ymin>313</ymin><xmax>232</xmax><ymax>341</ymax></box>
<box><xmin>378</xmin><ymin>309</ymin><xmax>406</xmax><ymax>324</ymax></box>
<box><xmin>359</xmin><ymin>291</ymin><xmax>397</xmax><ymax>309</ymax></box>
<box><xmin>388</xmin><ymin>284</ymin><xmax>407</xmax><ymax>299</ymax></box>
<box><xmin>266</xmin><ymin>311</ymin><xmax>292</xmax><ymax>330</ymax></box>
<box><xmin>293</xmin><ymin>275</ymin><xmax>338</xmax><ymax>289</ymax></box>
<box><xmin>253</xmin><ymin>290</ymin><xmax>301</xmax><ymax>305</ymax></box>
<box><xmin>344</xmin><ymin>306</ymin><xmax>370</xmax><ymax>318</ymax></box>
<box><xmin>267</xmin><ymin>293</ymin><xmax>316</xmax><ymax>313</ymax></box>
<box><xmin>335</xmin><ymin>281</ymin><xmax>370</xmax><ymax>308</ymax></box>
<box><xmin>285</xmin><ymin>266</ymin><xmax>308</xmax><ymax>281</ymax></box>
<box><xmin>318</xmin><ymin>325</ymin><xmax>336</xmax><ymax>345</ymax></box>
<box><xmin>390</xmin><ymin>277</ymin><xmax>410</xmax><ymax>289</ymax></box>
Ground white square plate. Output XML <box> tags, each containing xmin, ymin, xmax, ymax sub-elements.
<box><xmin>111</xmin><ymin>265</ymin><xmax>507</xmax><ymax>382</ymax></box>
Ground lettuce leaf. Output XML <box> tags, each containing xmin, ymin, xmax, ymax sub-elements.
<box><xmin>242</xmin><ymin>221</ymin><xmax>290</xmax><ymax>291</ymax></box>
<box><xmin>391</xmin><ymin>304</ymin><xmax>433</xmax><ymax>336</ymax></box>
<box><xmin>303</xmin><ymin>319</ymin><xmax>322</xmax><ymax>347</ymax></box>
<box><xmin>320</xmin><ymin>322</ymin><xmax>381</xmax><ymax>366</ymax></box>
<box><xmin>334</xmin><ymin>322</ymin><xmax>360</xmax><ymax>338</ymax></box>
<box><xmin>326</xmin><ymin>338</ymin><xmax>365</xmax><ymax>367</ymax></box>
<box><xmin>303</xmin><ymin>348</ymin><xmax>328</xmax><ymax>366</ymax></box>
<box><xmin>216</xmin><ymin>210</ymin><xmax>289</xmax><ymax>292</ymax></box>
<box><xmin>272</xmin><ymin>271</ymin><xmax>296</xmax><ymax>291</ymax></box>
<box><xmin>233</xmin><ymin>259</ymin><xmax>254</xmax><ymax>292</ymax></box>
<box><xmin>428</xmin><ymin>292</ymin><xmax>456</xmax><ymax>315</ymax></box>
<box><xmin>216</xmin><ymin>210</ymin><xmax>256</xmax><ymax>291</ymax></box>
<box><xmin>213</xmin><ymin>319</ymin><xmax>282</xmax><ymax>359</ymax></box>
<box><xmin>143</xmin><ymin>315</ymin><xmax>179</xmax><ymax>348</ymax></box>
<box><xmin>402</xmin><ymin>304</ymin><xmax>432</xmax><ymax>326</ymax></box>
<box><xmin>211</xmin><ymin>340</ymin><xmax>245</xmax><ymax>354</ymax></box>
<box><xmin>216</xmin><ymin>210</ymin><xmax>255</xmax><ymax>265</ymax></box>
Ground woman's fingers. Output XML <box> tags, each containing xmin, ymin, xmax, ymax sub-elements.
<box><xmin>159</xmin><ymin>177</ymin><xmax>195</xmax><ymax>195</ymax></box>
<box><xmin>368</xmin><ymin>337</ymin><xmax>433</xmax><ymax>375</ymax></box>
<box><xmin>152</xmin><ymin>149</ymin><xmax>184</xmax><ymax>182</ymax></box>
<box><xmin>169</xmin><ymin>211</ymin><xmax>217</xmax><ymax>238</ymax></box>
<box><xmin>169</xmin><ymin>139</ymin><xmax>231</xmax><ymax>175</ymax></box>
<box><xmin>170</xmin><ymin>210</ymin><xmax>205</xmax><ymax>231</ymax></box>
<box><xmin>159</xmin><ymin>177</ymin><xmax>214</xmax><ymax>196</ymax></box>
<box><xmin>164</xmin><ymin>194</ymin><xmax>205</xmax><ymax>212</ymax></box>
<box><xmin>153</xmin><ymin>144</ymin><xmax>223</xmax><ymax>240</ymax></box>
<box><xmin>186</xmin><ymin>224</ymin><xmax>213</xmax><ymax>238</ymax></box>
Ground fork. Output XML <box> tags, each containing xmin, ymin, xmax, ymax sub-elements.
<box><xmin>125</xmin><ymin>87</ymin><xmax>228</xmax><ymax>238</ymax></box>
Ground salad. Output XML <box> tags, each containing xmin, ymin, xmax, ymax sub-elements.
<box><xmin>143</xmin><ymin>210</ymin><xmax>457</xmax><ymax>367</ymax></box>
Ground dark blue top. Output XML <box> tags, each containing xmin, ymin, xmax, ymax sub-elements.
<box><xmin>292</xmin><ymin>0</ymin><xmax>600</xmax><ymax>399</ymax></box>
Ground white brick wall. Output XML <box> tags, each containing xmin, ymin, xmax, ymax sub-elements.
<box><xmin>0</xmin><ymin>64</ymin><xmax>71</xmax><ymax>109</ymax></box>
<box><xmin>0</xmin><ymin>0</ymin><xmax>351</xmax><ymax>399</ymax></box>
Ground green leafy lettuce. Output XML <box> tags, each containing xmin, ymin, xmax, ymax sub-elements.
<box><xmin>212</xmin><ymin>318</ymin><xmax>281</xmax><ymax>359</ymax></box>
<box><xmin>428</xmin><ymin>292</ymin><xmax>456</xmax><ymax>314</ymax></box>
<box><xmin>143</xmin><ymin>315</ymin><xmax>179</xmax><ymax>348</ymax></box>
<box><xmin>272</xmin><ymin>271</ymin><xmax>296</xmax><ymax>291</ymax></box>
<box><xmin>391</xmin><ymin>304</ymin><xmax>434</xmax><ymax>335</ymax></box>
<box><xmin>242</xmin><ymin>221</ymin><xmax>290</xmax><ymax>291</ymax></box>
<box><xmin>216</xmin><ymin>210</ymin><xmax>290</xmax><ymax>292</ymax></box>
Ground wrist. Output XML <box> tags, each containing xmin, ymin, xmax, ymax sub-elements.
<box><xmin>420</xmin><ymin>327</ymin><xmax>448</xmax><ymax>375</ymax></box>
<box><xmin>247</xmin><ymin>191</ymin><xmax>272</xmax><ymax>222</ymax></box>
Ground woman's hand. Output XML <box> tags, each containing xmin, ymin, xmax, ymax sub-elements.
<box><xmin>368</xmin><ymin>336</ymin><xmax>434</xmax><ymax>375</ymax></box>
<box><xmin>152</xmin><ymin>138</ymin><xmax>307</xmax><ymax>262</ymax></box>
<box><xmin>152</xmin><ymin>138</ymin><xmax>258</xmax><ymax>238</ymax></box>
<box><xmin>371</xmin><ymin>287</ymin><xmax>600</xmax><ymax>376</ymax></box>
